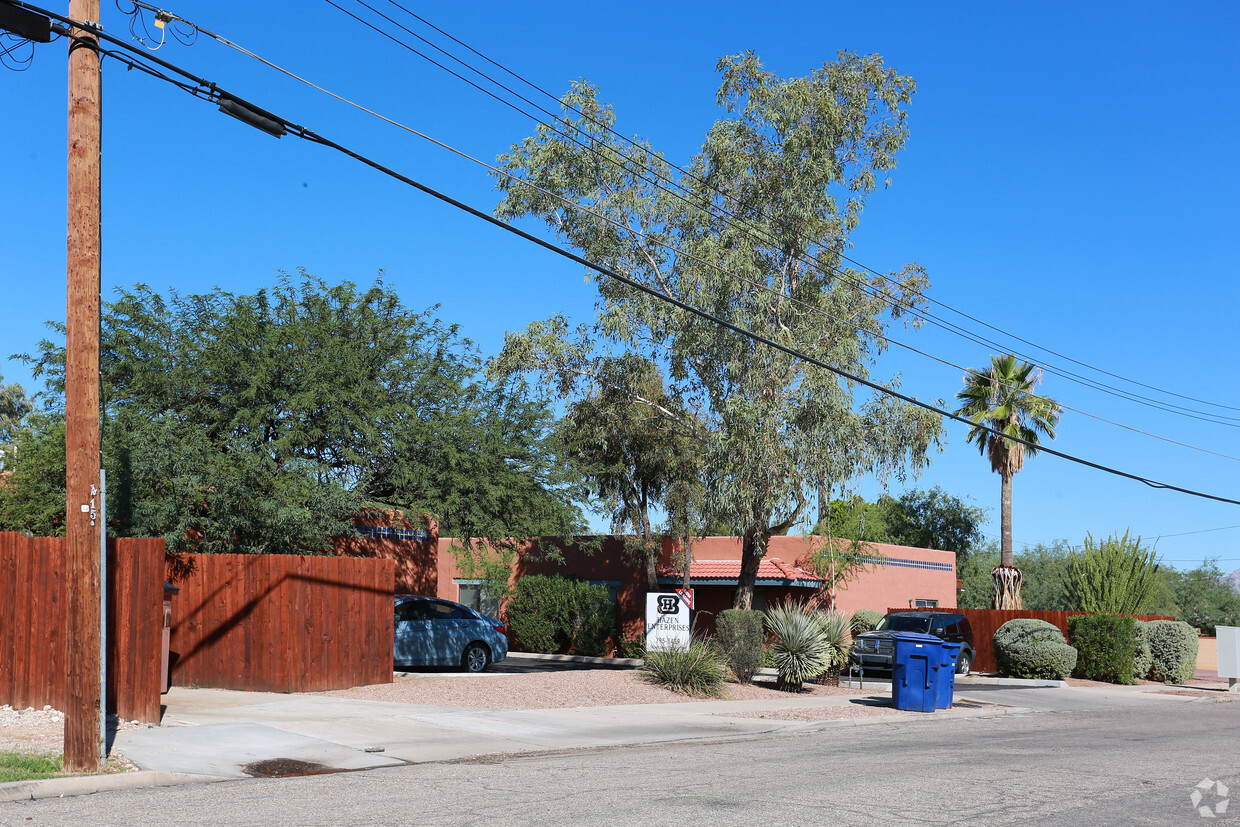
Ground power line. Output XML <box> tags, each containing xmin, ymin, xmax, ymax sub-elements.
<box><xmin>126</xmin><ymin>0</ymin><xmax>1240</xmax><ymax>428</ymax></box>
<box><xmin>1152</xmin><ymin>524</ymin><xmax>1240</xmax><ymax>540</ymax></box>
<box><xmin>384</xmin><ymin>0</ymin><xmax>1240</xmax><ymax>423</ymax></box>
<box><xmin>348</xmin><ymin>0</ymin><xmax>1240</xmax><ymax>423</ymax></box>
<box><xmin>104</xmin><ymin>4</ymin><xmax>1240</xmax><ymax>463</ymax></box>
<box><xmin>11</xmin><ymin>0</ymin><xmax>1240</xmax><ymax>510</ymax></box>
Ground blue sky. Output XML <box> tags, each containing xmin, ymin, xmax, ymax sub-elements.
<box><xmin>2</xmin><ymin>1</ymin><xmax>1237</xmax><ymax>571</ymax></box>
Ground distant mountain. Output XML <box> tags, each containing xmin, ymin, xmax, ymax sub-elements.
<box><xmin>1228</xmin><ymin>568</ymin><xmax>1240</xmax><ymax>593</ymax></box>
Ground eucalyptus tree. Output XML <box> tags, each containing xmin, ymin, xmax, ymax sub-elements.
<box><xmin>954</xmin><ymin>353</ymin><xmax>1061</xmax><ymax>608</ymax></box>
<box><xmin>491</xmin><ymin>51</ymin><xmax>942</xmax><ymax>608</ymax></box>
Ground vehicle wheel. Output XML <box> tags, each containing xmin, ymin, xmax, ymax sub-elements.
<box><xmin>956</xmin><ymin>652</ymin><xmax>971</xmax><ymax>676</ymax></box>
<box><xmin>463</xmin><ymin>642</ymin><xmax>491</xmax><ymax>673</ymax></box>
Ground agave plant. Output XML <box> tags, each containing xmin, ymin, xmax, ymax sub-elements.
<box><xmin>765</xmin><ymin>602</ymin><xmax>834</xmax><ymax>691</ymax></box>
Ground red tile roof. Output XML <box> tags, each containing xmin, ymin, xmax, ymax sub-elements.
<box><xmin>658</xmin><ymin>558</ymin><xmax>824</xmax><ymax>585</ymax></box>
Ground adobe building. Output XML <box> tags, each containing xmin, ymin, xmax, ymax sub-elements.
<box><xmin>337</xmin><ymin>516</ymin><xmax>959</xmax><ymax>651</ymax></box>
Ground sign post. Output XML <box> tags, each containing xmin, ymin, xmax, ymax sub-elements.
<box><xmin>645</xmin><ymin>591</ymin><xmax>693</xmax><ymax>652</ymax></box>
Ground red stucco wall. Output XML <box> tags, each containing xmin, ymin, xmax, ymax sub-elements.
<box><xmin>334</xmin><ymin>510</ymin><xmax>437</xmax><ymax>595</ymax></box>
<box><xmin>660</xmin><ymin>535</ymin><xmax>958</xmax><ymax>614</ymax></box>
<box><xmin>342</xmin><ymin>521</ymin><xmax>957</xmax><ymax>653</ymax></box>
<box><xmin>433</xmin><ymin>534</ymin><xmax>957</xmax><ymax>651</ymax></box>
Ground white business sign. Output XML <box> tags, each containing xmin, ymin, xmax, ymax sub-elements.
<box><xmin>645</xmin><ymin>591</ymin><xmax>692</xmax><ymax>652</ymax></box>
<box><xmin>1218</xmin><ymin>626</ymin><xmax>1238</xmax><ymax>691</ymax></box>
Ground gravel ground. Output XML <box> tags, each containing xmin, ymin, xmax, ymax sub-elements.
<box><xmin>0</xmin><ymin>705</ymin><xmax>143</xmax><ymax>772</ymax></box>
<box><xmin>316</xmin><ymin>668</ymin><xmax>894</xmax><ymax>713</ymax></box>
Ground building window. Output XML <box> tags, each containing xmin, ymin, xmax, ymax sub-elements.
<box><xmin>588</xmin><ymin>580</ymin><xmax>620</xmax><ymax>604</ymax></box>
<box><xmin>913</xmin><ymin>598</ymin><xmax>939</xmax><ymax>608</ymax></box>
<box><xmin>752</xmin><ymin>589</ymin><xmax>767</xmax><ymax>612</ymax></box>
<box><xmin>456</xmin><ymin>581</ymin><xmax>500</xmax><ymax>619</ymax></box>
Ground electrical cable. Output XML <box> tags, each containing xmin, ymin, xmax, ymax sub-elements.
<box><xmin>359</xmin><ymin>0</ymin><xmax>1240</xmax><ymax>420</ymax></box>
<box><xmin>100</xmin><ymin>4</ymin><xmax>1240</xmax><ymax>458</ymax></box>
<box><xmin>10</xmin><ymin>0</ymin><xmax>1240</xmax><ymax>509</ymax></box>
<box><xmin>0</xmin><ymin>31</ymin><xmax>36</xmax><ymax>68</ymax></box>
<box><xmin>121</xmin><ymin>0</ymin><xmax>1240</xmax><ymax>428</ymax></box>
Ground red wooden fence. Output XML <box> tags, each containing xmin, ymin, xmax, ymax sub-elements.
<box><xmin>887</xmin><ymin>607</ymin><xmax>1174</xmax><ymax>674</ymax></box>
<box><xmin>0</xmin><ymin>532</ymin><xmax>165</xmax><ymax>722</ymax></box>
<box><xmin>166</xmin><ymin>553</ymin><xmax>395</xmax><ymax>693</ymax></box>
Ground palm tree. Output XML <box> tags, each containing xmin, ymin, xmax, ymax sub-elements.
<box><xmin>954</xmin><ymin>354</ymin><xmax>1061</xmax><ymax>609</ymax></box>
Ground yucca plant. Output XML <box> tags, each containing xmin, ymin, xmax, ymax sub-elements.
<box><xmin>815</xmin><ymin>610</ymin><xmax>854</xmax><ymax>682</ymax></box>
<box><xmin>765</xmin><ymin>602</ymin><xmax>834</xmax><ymax>691</ymax></box>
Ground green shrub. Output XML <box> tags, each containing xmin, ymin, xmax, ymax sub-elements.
<box><xmin>570</xmin><ymin>583</ymin><xmax>617</xmax><ymax>657</ymax></box>
<box><xmin>504</xmin><ymin>575</ymin><xmax>616</xmax><ymax>656</ymax></box>
<box><xmin>716</xmin><ymin>609</ymin><xmax>766</xmax><ymax>684</ymax></box>
<box><xmin>1063</xmin><ymin>530</ymin><xmax>1162</xmax><ymax>614</ymax></box>
<box><xmin>617</xmin><ymin>634</ymin><xmax>646</xmax><ymax>660</ymax></box>
<box><xmin>1003</xmin><ymin>639</ymin><xmax>1078</xmax><ymax>679</ymax></box>
<box><xmin>850</xmin><ymin>609</ymin><xmax>884</xmax><ymax>635</ymax></box>
<box><xmin>1133</xmin><ymin>620</ymin><xmax>1152</xmax><ymax>680</ymax></box>
<box><xmin>765</xmin><ymin>602</ymin><xmax>834</xmax><ymax>691</ymax></box>
<box><xmin>1147</xmin><ymin>620</ymin><xmax>1199</xmax><ymax>684</ymax></box>
<box><xmin>1068</xmin><ymin>614</ymin><xmax>1137</xmax><ymax>684</ymax></box>
<box><xmin>641</xmin><ymin>639</ymin><xmax>728</xmax><ymax>697</ymax></box>
<box><xmin>994</xmin><ymin>618</ymin><xmax>1066</xmax><ymax>650</ymax></box>
<box><xmin>994</xmin><ymin>618</ymin><xmax>1075</xmax><ymax>678</ymax></box>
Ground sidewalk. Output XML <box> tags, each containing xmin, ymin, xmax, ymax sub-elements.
<box><xmin>1</xmin><ymin>674</ymin><xmax>1018</xmax><ymax>802</ymax></box>
<box><xmin>5</xmin><ymin>661</ymin><xmax>1205</xmax><ymax>803</ymax></box>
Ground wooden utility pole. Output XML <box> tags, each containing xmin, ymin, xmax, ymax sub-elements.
<box><xmin>64</xmin><ymin>0</ymin><xmax>103</xmax><ymax>772</ymax></box>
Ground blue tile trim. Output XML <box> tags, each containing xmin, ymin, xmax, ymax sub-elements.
<box><xmin>353</xmin><ymin>524</ymin><xmax>430</xmax><ymax>542</ymax></box>
<box><xmin>861</xmin><ymin>555</ymin><xmax>954</xmax><ymax>572</ymax></box>
<box><xmin>657</xmin><ymin>577</ymin><xmax>821</xmax><ymax>588</ymax></box>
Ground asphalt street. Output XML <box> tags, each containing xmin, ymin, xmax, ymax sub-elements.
<box><xmin>4</xmin><ymin>690</ymin><xmax>1236</xmax><ymax>826</ymax></box>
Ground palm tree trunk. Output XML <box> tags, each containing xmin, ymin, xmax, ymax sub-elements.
<box><xmin>993</xmin><ymin>471</ymin><xmax>1022</xmax><ymax>609</ymax></box>
<box><xmin>1000</xmin><ymin>471</ymin><xmax>1014</xmax><ymax>567</ymax></box>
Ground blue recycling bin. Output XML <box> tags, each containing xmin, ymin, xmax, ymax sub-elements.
<box><xmin>936</xmin><ymin>642</ymin><xmax>962</xmax><ymax>709</ymax></box>
<box><xmin>890</xmin><ymin>632</ymin><xmax>943</xmax><ymax>713</ymax></box>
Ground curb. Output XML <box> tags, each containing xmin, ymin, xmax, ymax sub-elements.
<box><xmin>795</xmin><ymin>703</ymin><xmax>1039</xmax><ymax>732</ymax></box>
<box><xmin>0</xmin><ymin>770</ymin><xmax>228</xmax><ymax>802</ymax></box>
<box><xmin>504</xmin><ymin>652</ymin><xmax>645</xmax><ymax>667</ymax></box>
<box><xmin>956</xmin><ymin>676</ymin><xmax>1067</xmax><ymax>688</ymax></box>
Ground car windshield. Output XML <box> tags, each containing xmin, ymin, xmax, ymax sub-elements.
<box><xmin>875</xmin><ymin>615</ymin><xmax>931</xmax><ymax>633</ymax></box>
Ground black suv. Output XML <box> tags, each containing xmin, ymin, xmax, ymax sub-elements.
<box><xmin>850</xmin><ymin>611</ymin><xmax>975</xmax><ymax>675</ymax></box>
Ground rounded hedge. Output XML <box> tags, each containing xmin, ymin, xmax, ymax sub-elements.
<box><xmin>1133</xmin><ymin>620</ymin><xmax>1153</xmax><ymax>680</ymax></box>
<box><xmin>1067</xmin><ymin>613</ymin><xmax>1137</xmax><ymax>684</ymax></box>
<box><xmin>1003</xmin><ymin>639</ymin><xmax>1078</xmax><ymax>680</ymax></box>
<box><xmin>850</xmin><ymin>609</ymin><xmax>884</xmax><ymax>635</ymax></box>
<box><xmin>994</xmin><ymin>618</ymin><xmax>1066</xmax><ymax>651</ymax></box>
<box><xmin>994</xmin><ymin>619</ymin><xmax>1073</xmax><ymax>679</ymax></box>
<box><xmin>1146</xmin><ymin>620</ymin><xmax>1198</xmax><ymax>684</ymax></box>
